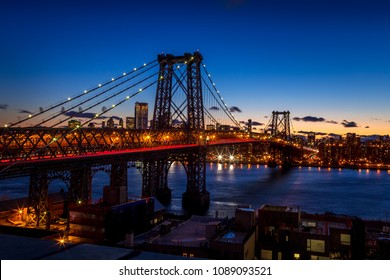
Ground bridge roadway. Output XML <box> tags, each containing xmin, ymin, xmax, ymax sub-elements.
<box><xmin>0</xmin><ymin>138</ymin><xmax>264</xmax><ymax>179</ymax></box>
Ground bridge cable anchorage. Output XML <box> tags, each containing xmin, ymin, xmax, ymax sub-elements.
<box><xmin>8</xmin><ymin>59</ymin><xmax>158</xmax><ymax>128</ymax></box>
<box><xmin>201</xmin><ymin>64</ymin><xmax>243</xmax><ymax>130</ymax></box>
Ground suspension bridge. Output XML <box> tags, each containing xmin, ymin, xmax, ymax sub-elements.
<box><xmin>0</xmin><ymin>52</ymin><xmax>306</xmax><ymax>227</ymax></box>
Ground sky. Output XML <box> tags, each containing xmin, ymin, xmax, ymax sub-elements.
<box><xmin>1</xmin><ymin>0</ymin><xmax>390</xmax><ymax>137</ymax></box>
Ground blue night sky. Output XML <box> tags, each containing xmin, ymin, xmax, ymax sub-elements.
<box><xmin>1</xmin><ymin>0</ymin><xmax>390</xmax><ymax>136</ymax></box>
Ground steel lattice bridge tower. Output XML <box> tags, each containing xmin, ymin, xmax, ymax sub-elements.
<box><xmin>147</xmin><ymin>52</ymin><xmax>209</xmax><ymax>212</ymax></box>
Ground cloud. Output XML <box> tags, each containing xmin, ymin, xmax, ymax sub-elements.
<box><xmin>341</xmin><ymin>120</ymin><xmax>358</xmax><ymax>128</ymax></box>
<box><xmin>293</xmin><ymin>116</ymin><xmax>325</xmax><ymax>122</ymax></box>
<box><xmin>111</xmin><ymin>116</ymin><xmax>123</xmax><ymax>121</ymax></box>
<box><xmin>229</xmin><ymin>106</ymin><xmax>242</xmax><ymax>113</ymax></box>
<box><xmin>19</xmin><ymin>109</ymin><xmax>33</xmax><ymax>114</ymax></box>
<box><xmin>264</xmin><ymin>116</ymin><xmax>269</xmax><ymax>119</ymax></box>
<box><xmin>328</xmin><ymin>133</ymin><xmax>342</xmax><ymax>138</ymax></box>
<box><xmin>209</xmin><ymin>106</ymin><xmax>219</xmax><ymax>111</ymax></box>
<box><xmin>0</xmin><ymin>104</ymin><xmax>8</xmax><ymax>110</ymax></box>
<box><xmin>326</xmin><ymin>120</ymin><xmax>338</xmax><ymax>124</ymax></box>
<box><xmin>298</xmin><ymin>130</ymin><xmax>327</xmax><ymax>136</ymax></box>
<box><xmin>239</xmin><ymin>121</ymin><xmax>246</xmax><ymax>124</ymax></box>
<box><xmin>62</xmin><ymin>111</ymin><xmax>106</xmax><ymax>119</ymax></box>
<box><xmin>365</xmin><ymin>126</ymin><xmax>370</xmax><ymax>129</ymax></box>
<box><xmin>251</xmin><ymin>121</ymin><xmax>264</xmax><ymax>126</ymax></box>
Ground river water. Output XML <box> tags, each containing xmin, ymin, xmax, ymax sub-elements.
<box><xmin>1</xmin><ymin>163</ymin><xmax>390</xmax><ymax>221</ymax></box>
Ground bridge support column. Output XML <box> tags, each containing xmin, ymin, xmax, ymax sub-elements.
<box><xmin>28</xmin><ymin>172</ymin><xmax>49</xmax><ymax>228</ymax></box>
<box><xmin>70</xmin><ymin>166</ymin><xmax>92</xmax><ymax>205</ymax></box>
<box><xmin>104</xmin><ymin>162</ymin><xmax>128</xmax><ymax>205</ymax></box>
<box><xmin>141</xmin><ymin>159</ymin><xmax>171</xmax><ymax>205</ymax></box>
<box><xmin>182</xmin><ymin>147</ymin><xmax>210</xmax><ymax>213</ymax></box>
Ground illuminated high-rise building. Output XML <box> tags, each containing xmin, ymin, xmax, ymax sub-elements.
<box><xmin>126</xmin><ymin>117</ymin><xmax>135</xmax><ymax>129</ymax></box>
<box><xmin>135</xmin><ymin>102</ymin><xmax>148</xmax><ymax>129</ymax></box>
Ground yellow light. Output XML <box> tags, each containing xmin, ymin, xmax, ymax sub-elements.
<box><xmin>84</xmin><ymin>90</ymin><xmax>87</xmax><ymax>93</ymax></box>
<box><xmin>4</xmin><ymin>124</ymin><xmax>7</xmax><ymax>127</ymax></box>
<box><xmin>218</xmin><ymin>155</ymin><xmax>222</xmax><ymax>160</ymax></box>
<box><xmin>53</xmin><ymin>138</ymin><xmax>57</xmax><ymax>141</ymax></box>
<box><xmin>29</xmin><ymin>114</ymin><xmax>32</xmax><ymax>118</ymax></box>
<box><xmin>133</xmin><ymin>68</ymin><xmax>137</xmax><ymax>71</ymax></box>
<box><xmin>143</xmin><ymin>63</ymin><xmax>147</xmax><ymax>66</ymax></box>
<box><xmin>123</xmin><ymin>72</ymin><xmax>127</xmax><ymax>76</ymax></box>
<box><xmin>68</xmin><ymin>97</ymin><xmax>71</xmax><ymax>101</ymax></box>
<box><xmin>126</xmin><ymin>96</ymin><xmax>130</xmax><ymax>99</ymax></box>
<box><xmin>98</xmin><ymin>84</ymin><xmax>102</xmax><ymax>87</ymax></box>
<box><xmin>111</xmin><ymin>78</ymin><xmax>115</xmax><ymax>81</ymax></box>
<box><xmin>112</xmin><ymin>104</ymin><xmax>115</xmax><ymax>107</ymax></box>
<box><xmin>139</xmin><ymin>88</ymin><xmax>142</xmax><ymax>92</ymax></box>
<box><xmin>18</xmin><ymin>209</ymin><xmax>23</xmax><ymax>214</ymax></box>
<box><xmin>78</xmin><ymin>200</ymin><xmax>82</xmax><ymax>204</ymax></box>
<box><xmin>95</xmin><ymin>114</ymin><xmax>99</xmax><ymax>117</ymax></box>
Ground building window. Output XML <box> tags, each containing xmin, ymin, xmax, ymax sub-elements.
<box><xmin>340</xmin><ymin>234</ymin><xmax>351</xmax><ymax>246</ymax></box>
<box><xmin>294</xmin><ymin>253</ymin><xmax>300</xmax><ymax>260</ymax></box>
<box><xmin>307</xmin><ymin>239</ymin><xmax>325</xmax><ymax>253</ymax></box>
<box><xmin>285</xmin><ymin>235</ymin><xmax>289</xmax><ymax>242</ymax></box>
<box><xmin>182</xmin><ymin>253</ymin><xmax>188</xmax><ymax>257</ymax></box>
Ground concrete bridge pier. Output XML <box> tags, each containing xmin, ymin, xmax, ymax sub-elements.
<box><xmin>141</xmin><ymin>159</ymin><xmax>171</xmax><ymax>205</ymax></box>
<box><xmin>103</xmin><ymin>162</ymin><xmax>128</xmax><ymax>205</ymax></box>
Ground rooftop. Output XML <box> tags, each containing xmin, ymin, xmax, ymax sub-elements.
<box><xmin>259</xmin><ymin>205</ymin><xmax>299</xmax><ymax>213</ymax></box>
<box><xmin>148</xmin><ymin>215</ymin><xmax>222</xmax><ymax>247</ymax></box>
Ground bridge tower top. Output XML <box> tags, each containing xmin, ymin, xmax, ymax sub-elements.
<box><xmin>269</xmin><ymin>111</ymin><xmax>291</xmax><ymax>140</ymax></box>
<box><xmin>153</xmin><ymin>52</ymin><xmax>204</xmax><ymax>137</ymax></box>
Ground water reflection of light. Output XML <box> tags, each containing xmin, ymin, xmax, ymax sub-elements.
<box><xmin>256</xmin><ymin>164</ymin><xmax>260</xmax><ymax>169</ymax></box>
<box><xmin>318</xmin><ymin>167</ymin><xmax>321</xmax><ymax>171</ymax></box>
<box><xmin>339</xmin><ymin>168</ymin><xmax>342</xmax><ymax>172</ymax></box>
<box><xmin>217</xmin><ymin>163</ymin><xmax>223</xmax><ymax>171</ymax></box>
<box><xmin>229</xmin><ymin>164</ymin><xmax>234</xmax><ymax>171</ymax></box>
<box><xmin>328</xmin><ymin>167</ymin><xmax>331</xmax><ymax>171</ymax></box>
<box><xmin>308</xmin><ymin>167</ymin><xmax>311</xmax><ymax>171</ymax></box>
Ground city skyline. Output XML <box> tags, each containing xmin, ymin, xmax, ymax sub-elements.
<box><xmin>1</xmin><ymin>0</ymin><xmax>390</xmax><ymax>136</ymax></box>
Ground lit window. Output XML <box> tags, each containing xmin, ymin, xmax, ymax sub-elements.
<box><xmin>294</xmin><ymin>253</ymin><xmax>300</xmax><ymax>260</ymax></box>
<box><xmin>340</xmin><ymin>234</ymin><xmax>351</xmax><ymax>246</ymax></box>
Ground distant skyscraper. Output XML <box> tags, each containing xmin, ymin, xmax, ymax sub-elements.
<box><xmin>119</xmin><ymin>118</ymin><xmax>124</xmax><ymax>128</ymax></box>
<box><xmin>126</xmin><ymin>117</ymin><xmax>135</xmax><ymax>129</ymax></box>
<box><xmin>107</xmin><ymin>117</ymin><xmax>115</xmax><ymax>128</ymax></box>
<box><xmin>135</xmin><ymin>102</ymin><xmax>148</xmax><ymax>129</ymax></box>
